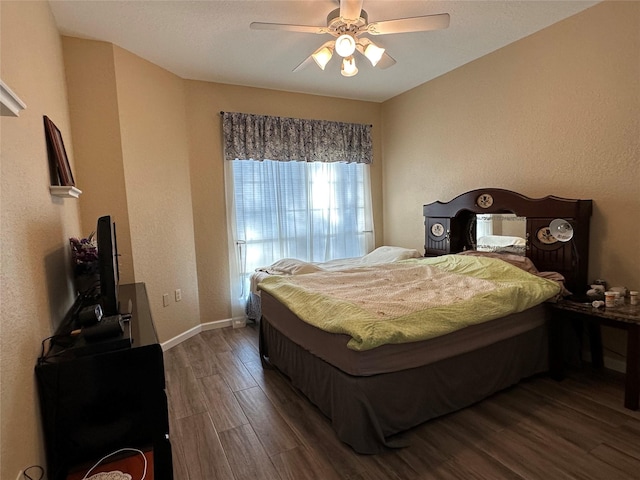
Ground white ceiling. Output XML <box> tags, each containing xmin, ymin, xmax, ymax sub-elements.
<box><xmin>49</xmin><ymin>0</ymin><xmax>600</xmax><ymax>103</ymax></box>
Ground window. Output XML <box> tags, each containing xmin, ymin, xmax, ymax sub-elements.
<box><xmin>221</xmin><ymin>112</ymin><xmax>374</xmax><ymax>321</ymax></box>
<box><xmin>229</xmin><ymin>159</ymin><xmax>373</xmax><ymax>304</ymax></box>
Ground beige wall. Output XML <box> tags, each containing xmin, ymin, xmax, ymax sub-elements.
<box><xmin>2</xmin><ymin>0</ymin><xmax>637</xmax><ymax>473</ymax></box>
<box><xmin>61</xmin><ymin>39</ymin><xmax>382</xmax><ymax>336</ymax></box>
<box><xmin>184</xmin><ymin>81</ymin><xmax>383</xmax><ymax>322</ymax></box>
<box><xmin>62</xmin><ymin>37</ymin><xmax>135</xmax><ymax>284</ymax></box>
<box><xmin>382</xmin><ymin>0</ymin><xmax>639</xmax><ymax>287</ymax></box>
<box><xmin>112</xmin><ymin>46</ymin><xmax>201</xmax><ymax>341</ymax></box>
<box><xmin>62</xmin><ymin>38</ymin><xmax>202</xmax><ymax>342</ymax></box>
<box><xmin>1</xmin><ymin>1</ymin><xmax>81</xmax><ymax>476</ymax></box>
<box><xmin>381</xmin><ymin>1</ymin><xmax>639</xmax><ymax>365</ymax></box>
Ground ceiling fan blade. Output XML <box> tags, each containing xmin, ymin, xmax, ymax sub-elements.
<box><xmin>376</xmin><ymin>52</ymin><xmax>396</xmax><ymax>70</ymax></box>
<box><xmin>355</xmin><ymin>40</ymin><xmax>396</xmax><ymax>69</ymax></box>
<box><xmin>366</xmin><ymin>13</ymin><xmax>450</xmax><ymax>35</ymax></box>
<box><xmin>293</xmin><ymin>40</ymin><xmax>336</xmax><ymax>72</ymax></box>
<box><xmin>340</xmin><ymin>0</ymin><xmax>364</xmax><ymax>23</ymax></box>
<box><xmin>293</xmin><ymin>55</ymin><xmax>316</xmax><ymax>72</ymax></box>
<box><xmin>250</xmin><ymin>22</ymin><xmax>327</xmax><ymax>34</ymax></box>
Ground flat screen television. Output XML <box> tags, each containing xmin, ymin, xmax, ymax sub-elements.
<box><xmin>96</xmin><ymin>215</ymin><xmax>119</xmax><ymax>315</ymax></box>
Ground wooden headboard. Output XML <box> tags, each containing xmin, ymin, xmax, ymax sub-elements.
<box><xmin>423</xmin><ymin>188</ymin><xmax>592</xmax><ymax>294</ymax></box>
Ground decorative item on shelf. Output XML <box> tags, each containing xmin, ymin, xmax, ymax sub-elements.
<box><xmin>593</xmin><ymin>279</ymin><xmax>608</xmax><ymax>291</ymax></box>
<box><xmin>587</xmin><ymin>283</ymin><xmax>605</xmax><ymax>301</ymax></box>
<box><xmin>44</xmin><ymin>115</ymin><xmax>82</xmax><ymax>198</ymax></box>
<box><xmin>610</xmin><ymin>286</ymin><xmax>628</xmax><ymax>306</ymax></box>
<box><xmin>70</xmin><ymin>233</ymin><xmax>99</xmax><ymax>295</ymax></box>
<box><xmin>605</xmin><ymin>291</ymin><xmax>618</xmax><ymax>308</ymax></box>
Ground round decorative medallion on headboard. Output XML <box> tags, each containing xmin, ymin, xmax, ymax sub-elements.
<box><xmin>536</xmin><ymin>226</ymin><xmax>559</xmax><ymax>245</ymax></box>
<box><xmin>476</xmin><ymin>193</ymin><xmax>494</xmax><ymax>209</ymax></box>
<box><xmin>431</xmin><ymin>223</ymin><xmax>445</xmax><ymax>237</ymax></box>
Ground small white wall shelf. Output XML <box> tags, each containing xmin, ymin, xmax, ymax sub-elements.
<box><xmin>0</xmin><ymin>80</ymin><xmax>26</xmax><ymax>117</ymax></box>
<box><xmin>50</xmin><ymin>186</ymin><xmax>82</xmax><ymax>198</ymax></box>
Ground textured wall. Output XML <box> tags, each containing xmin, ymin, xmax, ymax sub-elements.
<box><xmin>112</xmin><ymin>46</ymin><xmax>201</xmax><ymax>341</ymax></box>
<box><xmin>62</xmin><ymin>37</ymin><xmax>135</xmax><ymax>284</ymax></box>
<box><xmin>61</xmin><ymin>38</ymin><xmax>382</xmax><ymax>340</ymax></box>
<box><xmin>61</xmin><ymin>40</ymin><xmax>202</xmax><ymax>343</ymax></box>
<box><xmin>381</xmin><ymin>1</ymin><xmax>639</xmax><ymax>368</ymax></box>
<box><xmin>6</xmin><ymin>2</ymin><xmax>634</xmax><ymax>473</ymax></box>
<box><xmin>382</xmin><ymin>1</ymin><xmax>639</xmax><ymax>289</ymax></box>
<box><xmin>0</xmin><ymin>1</ymin><xmax>81</xmax><ymax>476</ymax></box>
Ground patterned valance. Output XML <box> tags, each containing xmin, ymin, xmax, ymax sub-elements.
<box><xmin>222</xmin><ymin>112</ymin><xmax>372</xmax><ymax>164</ymax></box>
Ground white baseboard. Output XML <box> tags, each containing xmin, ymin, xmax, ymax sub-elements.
<box><xmin>161</xmin><ymin>317</ymin><xmax>236</xmax><ymax>351</ymax></box>
<box><xmin>201</xmin><ymin>318</ymin><xmax>234</xmax><ymax>331</ymax></box>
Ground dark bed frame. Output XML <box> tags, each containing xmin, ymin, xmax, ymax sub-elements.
<box><xmin>260</xmin><ymin>188</ymin><xmax>593</xmax><ymax>454</ymax></box>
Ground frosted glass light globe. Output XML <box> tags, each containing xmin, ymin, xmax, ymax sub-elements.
<box><xmin>335</xmin><ymin>34</ymin><xmax>356</xmax><ymax>57</ymax></box>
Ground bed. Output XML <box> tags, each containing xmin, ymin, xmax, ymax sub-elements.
<box><xmin>258</xmin><ymin>188</ymin><xmax>592</xmax><ymax>454</ymax></box>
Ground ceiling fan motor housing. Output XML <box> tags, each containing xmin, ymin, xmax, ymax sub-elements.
<box><xmin>327</xmin><ymin>8</ymin><xmax>369</xmax><ymax>35</ymax></box>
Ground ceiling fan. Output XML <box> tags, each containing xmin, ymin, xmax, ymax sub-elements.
<box><xmin>250</xmin><ymin>0</ymin><xmax>450</xmax><ymax>77</ymax></box>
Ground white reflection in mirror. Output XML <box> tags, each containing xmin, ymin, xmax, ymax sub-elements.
<box><xmin>476</xmin><ymin>214</ymin><xmax>526</xmax><ymax>255</ymax></box>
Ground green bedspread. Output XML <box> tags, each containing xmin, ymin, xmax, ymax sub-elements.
<box><xmin>259</xmin><ymin>254</ymin><xmax>561</xmax><ymax>351</ymax></box>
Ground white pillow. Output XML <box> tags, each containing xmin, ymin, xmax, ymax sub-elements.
<box><xmin>360</xmin><ymin>246</ymin><xmax>422</xmax><ymax>264</ymax></box>
<box><xmin>266</xmin><ymin>258</ymin><xmax>323</xmax><ymax>275</ymax></box>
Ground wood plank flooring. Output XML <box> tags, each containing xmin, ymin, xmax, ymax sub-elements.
<box><xmin>165</xmin><ymin>323</ymin><xmax>640</xmax><ymax>479</ymax></box>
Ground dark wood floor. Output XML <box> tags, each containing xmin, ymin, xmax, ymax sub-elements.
<box><xmin>164</xmin><ymin>323</ymin><xmax>640</xmax><ymax>479</ymax></box>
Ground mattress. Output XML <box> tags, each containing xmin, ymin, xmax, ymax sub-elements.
<box><xmin>261</xmin><ymin>291</ymin><xmax>546</xmax><ymax>376</ymax></box>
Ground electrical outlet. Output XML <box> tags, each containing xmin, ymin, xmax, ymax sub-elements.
<box><xmin>162</xmin><ymin>293</ymin><xmax>169</xmax><ymax>307</ymax></box>
<box><xmin>175</xmin><ymin>289</ymin><xmax>182</xmax><ymax>302</ymax></box>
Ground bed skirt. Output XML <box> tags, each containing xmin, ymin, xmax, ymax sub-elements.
<box><xmin>260</xmin><ymin>316</ymin><xmax>549</xmax><ymax>454</ymax></box>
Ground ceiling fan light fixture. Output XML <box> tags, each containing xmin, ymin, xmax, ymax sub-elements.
<box><xmin>341</xmin><ymin>56</ymin><xmax>358</xmax><ymax>77</ymax></box>
<box><xmin>335</xmin><ymin>33</ymin><xmax>356</xmax><ymax>57</ymax></box>
<box><xmin>312</xmin><ymin>46</ymin><xmax>334</xmax><ymax>70</ymax></box>
<box><xmin>363</xmin><ymin>42</ymin><xmax>385</xmax><ymax>67</ymax></box>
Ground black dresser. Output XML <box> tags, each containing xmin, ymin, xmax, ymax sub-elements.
<box><xmin>35</xmin><ymin>283</ymin><xmax>173</xmax><ymax>480</ymax></box>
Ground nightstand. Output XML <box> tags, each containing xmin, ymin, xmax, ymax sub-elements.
<box><xmin>548</xmin><ymin>299</ymin><xmax>640</xmax><ymax>410</ymax></box>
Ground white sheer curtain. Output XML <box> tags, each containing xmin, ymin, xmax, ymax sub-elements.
<box><xmin>224</xmin><ymin>159</ymin><xmax>374</xmax><ymax>322</ymax></box>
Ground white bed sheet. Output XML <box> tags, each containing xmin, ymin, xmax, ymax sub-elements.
<box><xmin>250</xmin><ymin>246</ymin><xmax>422</xmax><ymax>295</ymax></box>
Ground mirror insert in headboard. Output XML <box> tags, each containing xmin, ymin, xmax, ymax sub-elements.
<box><xmin>423</xmin><ymin>188</ymin><xmax>593</xmax><ymax>293</ymax></box>
<box><xmin>475</xmin><ymin>214</ymin><xmax>527</xmax><ymax>255</ymax></box>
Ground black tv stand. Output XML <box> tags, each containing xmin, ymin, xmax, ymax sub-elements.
<box><xmin>35</xmin><ymin>283</ymin><xmax>173</xmax><ymax>480</ymax></box>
